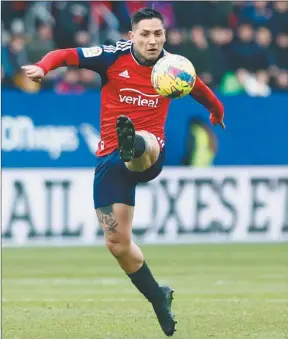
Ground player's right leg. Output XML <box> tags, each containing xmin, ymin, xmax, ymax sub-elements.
<box><xmin>116</xmin><ymin>115</ymin><xmax>161</xmax><ymax>172</ymax></box>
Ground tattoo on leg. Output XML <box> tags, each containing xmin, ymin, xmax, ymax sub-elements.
<box><xmin>97</xmin><ymin>205</ymin><xmax>118</xmax><ymax>234</ymax></box>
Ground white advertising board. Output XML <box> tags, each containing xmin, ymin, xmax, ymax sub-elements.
<box><xmin>2</xmin><ymin>167</ymin><xmax>288</xmax><ymax>246</ymax></box>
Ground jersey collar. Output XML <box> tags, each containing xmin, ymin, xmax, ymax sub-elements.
<box><xmin>130</xmin><ymin>43</ymin><xmax>165</xmax><ymax>67</ymax></box>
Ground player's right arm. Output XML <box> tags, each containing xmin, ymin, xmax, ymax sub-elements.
<box><xmin>22</xmin><ymin>46</ymin><xmax>110</xmax><ymax>82</ymax></box>
<box><xmin>22</xmin><ymin>48</ymin><xmax>79</xmax><ymax>82</ymax></box>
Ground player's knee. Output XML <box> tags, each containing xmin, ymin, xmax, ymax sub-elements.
<box><xmin>106</xmin><ymin>238</ymin><xmax>131</xmax><ymax>258</ymax></box>
<box><xmin>137</xmin><ymin>131</ymin><xmax>160</xmax><ymax>159</ymax></box>
<box><xmin>126</xmin><ymin>131</ymin><xmax>160</xmax><ymax>171</ymax></box>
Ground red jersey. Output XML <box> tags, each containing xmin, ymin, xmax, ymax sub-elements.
<box><xmin>77</xmin><ymin>40</ymin><xmax>170</xmax><ymax>156</ymax></box>
<box><xmin>36</xmin><ymin>40</ymin><xmax>224</xmax><ymax>157</ymax></box>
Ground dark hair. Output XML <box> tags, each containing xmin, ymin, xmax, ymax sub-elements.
<box><xmin>131</xmin><ymin>7</ymin><xmax>164</xmax><ymax>28</ymax></box>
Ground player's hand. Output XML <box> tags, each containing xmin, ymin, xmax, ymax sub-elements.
<box><xmin>21</xmin><ymin>65</ymin><xmax>45</xmax><ymax>83</ymax></box>
<box><xmin>210</xmin><ymin>115</ymin><xmax>226</xmax><ymax>129</ymax></box>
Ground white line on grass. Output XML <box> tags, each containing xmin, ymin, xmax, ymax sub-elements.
<box><xmin>3</xmin><ymin>278</ymin><xmax>126</xmax><ymax>285</ymax></box>
<box><xmin>3</xmin><ymin>298</ymin><xmax>288</xmax><ymax>303</ymax></box>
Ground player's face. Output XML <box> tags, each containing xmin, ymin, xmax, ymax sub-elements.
<box><xmin>129</xmin><ymin>18</ymin><xmax>166</xmax><ymax>62</ymax></box>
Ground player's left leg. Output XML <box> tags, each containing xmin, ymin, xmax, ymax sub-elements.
<box><xmin>96</xmin><ymin>203</ymin><xmax>176</xmax><ymax>337</ymax></box>
<box><xmin>94</xmin><ymin>151</ymin><xmax>176</xmax><ymax>336</ymax></box>
<box><xmin>116</xmin><ymin>115</ymin><xmax>161</xmax><ymax>172</ymax></box>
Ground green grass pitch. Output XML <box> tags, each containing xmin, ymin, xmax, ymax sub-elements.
<box><xmin>2</xmin><ymin>243</ymin><xmax>288</xmax><ymax>339</ymax></box>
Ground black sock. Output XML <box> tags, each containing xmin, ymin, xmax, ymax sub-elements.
<box><xmin>127</xmin><ymin>261</ymin><xmax>164</xmax><ymax>303</ymax></box>
<box><xmin>134</xmin><ymin>135</ymin><xmax>146</xmax><ymax>158</ymax></box>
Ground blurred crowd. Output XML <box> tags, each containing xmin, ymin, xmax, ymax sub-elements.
<box><xmin>1</xmin><ymin>1</ymin><xmax>287</xmax><ymax>95</ymax></box>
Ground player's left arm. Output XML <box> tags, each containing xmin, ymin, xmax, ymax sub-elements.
<box><xmin>190</xmin><ymin>76</ymin><xmax>225</xmax><ymax>129</ymax></box>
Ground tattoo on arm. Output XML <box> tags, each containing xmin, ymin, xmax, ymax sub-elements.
<box><xmin>97</xmin><ymin>205</ymin><xmax>118</xmax><ymax>234</ymax></box>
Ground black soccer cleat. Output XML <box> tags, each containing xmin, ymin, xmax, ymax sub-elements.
<box><xmin>152</xmin><ymin>286</ymin><xmax>177</xmax><ymax>337</ymax></box>
<box><xmin>116</xmin><ymin>115</ymin><xmax>135</xmax><ymax>162</ymax></box>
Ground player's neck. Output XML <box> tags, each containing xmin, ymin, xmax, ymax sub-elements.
<box><xmin>132</xmin><ymin>45</ymin><xmax>157</xmax><ymax>66</ymax></box>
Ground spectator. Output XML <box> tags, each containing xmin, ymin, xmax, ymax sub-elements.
<box><xmin>273</xmin><ymin>71</ymin><xmax>288</xmax><ymax>91</ymax></box>
<box><xmin>228</xmin><ymin>23</ymin><xmax>260</xmax><ymax>71</ymax></box>
<box><xmin>79</xmin><ymin>69</ymin><xmax>100</xmax><ymax>90</ymax></box>
<box><xmin>209</xmin><ymin>27</ymin><xmax>233</xmax><ymax>85</ymax></box>
<box><xmin>236</xmin><ymin>68</ymin><xmax>271</xmax><ymax>96</ymax></box>
<box><xmin>239</xmin><ymin>0</ymin><xmax>273</xmax><ymax>27</ymax></box>
<box><xmin>270</xmin><ymin>1</ymin><xmax>288</xmax><ymax>35</ymax></box>
<box><xmin>90</xmin><ymin>1</ymin><xmax>124</xmax><ymax>44</ymax></box>
<box><xmin>4</xmin><ymin>34</ymin><xmax>29</xmax><ymax>78</ymax></box>
<box><xmin>254</xmin><ymin>26</ymin><xmax>275</xmax><ymax>69</ymax></box>
<box><xmin>186</xmin><ymin>26</ymin><xmax>214</xmax><ymax>86</ymax></box>
<box><xmin>75</xmin><ymin>30</ymin><xmax>90</xmax><ymax>47</ymax></box>
<box><xmin>204</xmin><ymin>1</ymin><xmax>234</xmax><ymax>28</ymax></box>
<box><xmin>229</xmin><ymin>1</ymin><xmax>245</xmax><ymax>29</ymax></box>
<box><xmin>111</xmin><ymin>2</ymin><xmax>131</xmax><ymax>33</ymax></box>
<box><xmin>54</xmin><ymin>68</ymin><xmax>85</xmax><ymax>95</ymax></box>
<box><xmin>173</xmin><ymin>2</ymin><xmax>207</xmax><ymax>29</ymax></box>
<box><xmin>274</xmin><ymin>32</ymin><xmax>288</xmax><ymax>70</ymax></box>
<box><xmin>164</xmin><ymin>28</ymin><xmax>185</xmax><ymax>55</ymax></box>
<box><xmin>1</xmin><ymin>1</ymin><xmax>31</xmax><ymax>31</ymax></box>
<box><xmin>51</xmin><ymin>1</ymin><xmax>91</xmax><ymax>48</ymax></box>
<box><xmin>255</xmin><ymin>69</ymin><xmax>270</xmax><ymax>88</ymax></box>
<box><xmin>27</xmin><ymin>23</ymin><xmax>56</xmax><ymax>64</ymax></box>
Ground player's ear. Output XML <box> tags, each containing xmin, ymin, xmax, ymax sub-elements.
<box><xmin>163</xmin><ymin>29</ymin><xmax>166</xmax><ymax>42</ymax></box>
<box><xmin>128</xmin><ymin>31</ymin><xmax>134</xmax><ymax>41</ymax></box>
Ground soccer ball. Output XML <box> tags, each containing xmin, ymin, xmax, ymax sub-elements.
<box><xmin>151</xmin><ymin>54</ymin><xmax>196</xmax><ymax>99</ymax></box>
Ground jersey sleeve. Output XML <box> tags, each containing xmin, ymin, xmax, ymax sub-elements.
<box><xmin>76</xmin><ymin>41</ymin><xmax>131</xmax><ymax>74</ymax></box>
<box><xmin>76</xmin><ymin>46</ymin><xmax>109</xmax><ymax>73</ymax></box>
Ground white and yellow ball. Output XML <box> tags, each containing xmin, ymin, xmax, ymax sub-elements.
<box><xmin>151</xmin><ymin>54</ymin><xmax>196</xmax><ymax>99</ymax></box>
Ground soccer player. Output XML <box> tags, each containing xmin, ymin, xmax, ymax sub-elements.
<box><xmin>22</xmin><ymin>8</ymin><xmax>225</xmax><ymax>337</ymax></box>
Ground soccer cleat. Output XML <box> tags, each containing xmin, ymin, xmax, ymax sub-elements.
<box><xmin>116</xmin><ymin>115</ymin><xmax>135</xmax><ymax>162</ymax></box>
<box><xmin>152</xmin><ymin>286</ymin><xmax>177</xmax><ymax>337</ymax></box>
